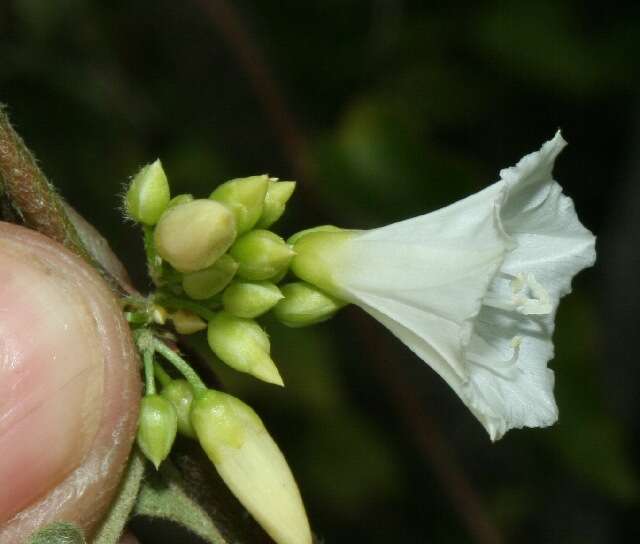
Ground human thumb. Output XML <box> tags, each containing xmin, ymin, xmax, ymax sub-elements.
<box><xmin>0</xmin><ymin>222</ymin><xmax>141</xmax><ymax>542</ymax></box>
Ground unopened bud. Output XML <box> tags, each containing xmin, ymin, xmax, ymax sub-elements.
<box><xmin>223</xmin><ymin>281</ymin><xmax>283</xmax><ymax>318</ymax></box>
<box><xmin>287</xmin><ymin>224</ymin><xmax>343</xmax><ymax>246</ymax></box>
<box><xmin>207</xmin><ymin>311</ymin><xmax>283</xmax><ymax>386</ymax></box>
<box><xmin>154</xmin><ymin>199</ymin><xmax>236</xmax><ymax>273</ymax></box>
<box><xmin>256</xmin><ymin>180</ymin><xmax>296</xmax><ymax>229</ymax></box>
<box><xmin>230</xmin><ymin>230</ymin><xmax>294</xmax><ymax>281</ymax></box>
<box><xmin>273</xmin><ymin>282</ymin><xmax>345</xmax><ymax>327</ymax></box>
<box><xmin>161</xmin><ymin>379</ymin><xmax>196</xmax><ymax>439</ymax></box>
<box><xmin>210</xmin><ymin>175</ymin><xmax>269</xmax><ymax>234</ymax></box>
<box><xmin>191</xmin><ymin>390</ymin><xmax>312</xmax><ymax>544</ymax></box>
<box><xmin>125</xmin><ymin>159</ymin><xmax>170</xmax><ymax>225</ymax></box>
<box><xmin>182</xmin><ymin>254</ymin><xmax>238</xmax><ymax>300</ymax></box>
<box><xmin>137</xmin><ymin>394</ymin><xmax>178</xmax><ymax>469</ymax></box>
<box><xmin>171</xmin><ymin>309</ymin><xmax>207</xmax><ymax>334</ymax></box>
<box><xmin>290</xmin><ymin>228</ymin><xmax>357</xmax><ymax>296</ymax></box>
<box><xmin>167</xmin><ymin>193</ymin><xmax>194</xmax><ymax>209</ymax></box>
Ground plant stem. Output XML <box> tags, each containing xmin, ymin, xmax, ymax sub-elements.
<box><xmin>154</xmin><ymin>362</ymin><xmax>173</xmax><ymax>388</ymax></box>
<box><xmin>152</xmin><ymin>338</ymin><xmax>208</xmax><ymax>397</ymax></box>
<box><xmin>154</xmin><ymin>292</ymin><xmax>219</xmax><ymax>321</ymax></box>
<box><xmin>143</xmin><ymin>349</ymin><xmax>156</xmax><ymax>395</ymax></box>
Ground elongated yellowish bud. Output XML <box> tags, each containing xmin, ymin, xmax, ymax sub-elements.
<box><xmin>161</xmin><ymin>379</ymin><xmax>196</xmax><ymax>439</ymax></box>
<box><xmin>154</xmin><ymin>199</ymin><xmax>236</xmax><ymax>273</ymax></box>
<box><xmin>191</xmin><ymin>390</ymin><xmax>312</xmax><ymax>544</ymax></box>
<box><xmin>182</xmin><ymin>254</ymin><xmax>238</xmax><ymax>300</ymax></box>
<box><xmin>223</xmin><ymin>281</ymin><xmax>283</xmax><ymax>318</ymax></box>
<box><xmin>210</xmin><ymin>175</ymin><xmax>269</xmax><ymax>234</ymax></box>
<box><xmin>137</xmin><ymin>395</ymin><xmax>178</xmax><ymax>469</ymax></box>
<box><xmin>273</xmin><ymin>282</ymin><xmax>345</xmax><ymax>327</ymax></box>
<box><xmin>230</xmin><ymin>229</ymin><xmax>294</xmax><ymax>281</ymax></box>
<box><xmin>207</xmin><ymin>311</ymin><xmax>283</xmax><ymax>386</ymax></box>
<box><xmin>171</xmin><ymin>309</ymin><xmax>207</xmax><ymax>334</ymax></box>
<box><xmin>125</xmin><ymin>159</ymin><xmax>170</xmax><ymax>225</ymax></box>
<box><xmin>256</xmin><ymin>180</ymin><xmax>296</xmax><ymax>229</ymax></box>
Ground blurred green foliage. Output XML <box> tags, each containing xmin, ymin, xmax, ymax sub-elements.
<box><xmin>1</xmin><ymin>0</ymin><xmax>639</xmax><ymax>542</ymax></box>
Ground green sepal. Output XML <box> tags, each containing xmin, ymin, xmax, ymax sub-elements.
<box><xmin>29</xmin><ymin>522</ymin><xmax>86</xmax><ymax>544</ymax></box>
<box><xmin>273</xmin><ymin>282</ymin><xmax>346</xmax><ymax>327</ymax></box>
<box><xmin>256</xmin><ymin>180</ymin><xmax>296</xmax><ymax>229</ymax></box>
<box><xmin>209</xmin><ymin>175</ymin><xmax>269</xmax><ymax>234</ymax></box>
<box><xmin>230</xmin><ymin>230</ymin><xmax>294</xmax><ymax>281</ymax></box>
<box><xmin>207</xmin><ymin>312</ymin><xmax>283</xmax><ymax>386</ymax></box>
<box><xmin>161</xmin><ymin>379</ymin><xmax>197</xmax><ymax>439</ymax></box>
<box><xmin>167</xmin><ymin>193</ymin><xmax>194</xmax><ymax>209</ymax></box>
<box><xmin>222</xmin><ymin>281</ymin><xmax>283</xmax><ymax>318</ymax></box>
<box><xmin>182</xmin><ymin>254</ymin><xmax>238</xmax><ymax>300</ymax></box>
<box><xmin>125</xmin><ymin>159</ymin><xmax>170</xmax><ymax>225</ymax></box>
<box><xmin>137</xmin><ymin>395</ymin><xmax>178</xmax><ymax>469</ymax></box>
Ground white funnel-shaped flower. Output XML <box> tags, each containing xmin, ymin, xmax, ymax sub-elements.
<box><xmin>291</xmin><ymin>132</ymin><xmax>596</xmax><ymax>440</ymax></box>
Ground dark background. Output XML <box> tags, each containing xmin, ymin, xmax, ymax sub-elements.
<box><xmin>1</xmin><ymin>1</ymin><xmax>639</xmax><ymax>542</ymax></box>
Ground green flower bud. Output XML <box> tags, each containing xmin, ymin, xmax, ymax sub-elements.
<box><xmin>167</xmin><ymin>193</ymin><xmax>194</xmax><ymax>209</ymax></box>
<box><xmin>207</xmin><ymin>311</ymin><xmax>283</xmax><ymax>386</ymax></box>
<box><xmin>137</xmin><ymin>394</ymin><xmax>178</xmax><ymax>469</ymax></box>
<box><xmin>154</xmin><ymin>199</ymin><xmax>237</xmax><ymax>273</ymax></box>
<box><xmin>125</xmin><ymin>159</ymin><xmax>170</xmax><ymax>225</ymax></box>
<box><xmin>273</xmin><ymin>282</ymin><xmax>346</xmax><ymax>327</ymax></box>
<box><xmin>287</xmin><ymin>224</ymin><xmax>343</xmax><ymax>246</ymax></box>
<box><xmin>171</xmin><ymin>309</ymin><xmax>208</xmax><ymax>334</ymax></box>
<box><xmin>256</xmin><ymin>180</ymin><xmax>296</xmax><ymax>229</ymax></box>
<box><xmin>182</xmin><ymin>254</ymin><xmax>238</xmax><ymax>300</ymax></box>
<box><xmin>230</xmin><ymin>229</ymin><xmax>294</xmax><ymax>281</ymax></box>
<box><xmin>191</xmin><ymin>390</ymin><xmax>312</xmax><ymax>544</ymax></box>
<box><xmin>161</xmin><ymin>379</ymin><xmax>196</xmax><ymax>439</ymax></box>
<box><xmin>210</xmin><ymin>175</ymin><xmax>269</xmax><ymax>234</ymax></box>
<box><xmin>290</xmin><ymin>228</ymin><xmax>357</xmax><ymax>296</ymax></box>
<box><xmin>223</xmin><ymin>281</ymin><xmax>283</xmax><ymax>318</ymax></box>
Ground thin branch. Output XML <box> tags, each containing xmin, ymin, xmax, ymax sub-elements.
<box><xmin>193</xmin><ymin>0</ymin><xmax>311</xmax><ymax>183</ymax></box>
<box><xmin>356</xmin><ymin>313</ymin><xmax>503</xmax><ymax>544</ymax></box>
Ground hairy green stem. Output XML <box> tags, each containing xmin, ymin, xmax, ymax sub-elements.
<box><xmin>152</xmin><ymin>338</ymin><xmax>208</xmax><ymax>397</ymax></box>
<box><xmin>143</xmin><ymin>349</ymin><xmax>156</xmax><ymax>395</ymax></box>
<box><xmin>154</xmin><ymin>362</ymin><xmax>173</xmax><ymax>388</ymax></box>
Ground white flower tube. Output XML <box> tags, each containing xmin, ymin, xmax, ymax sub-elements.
<box><xmin>291</xmin><ymin>132</ymin><xmax>596</xmax><ymax>440</ymax></box>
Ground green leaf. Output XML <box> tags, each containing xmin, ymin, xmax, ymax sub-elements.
<box><xmin>93</xmin><ymin>449</ymin><xmax>146</xmax><ymax>544</ymax></box>
<box><xmin>134</xmin><ymin>437</ymin><xmax>271</xmax><ymax>543</ymax></box>
<box><xmin>29</xmin><ymin>522</ymin><xmax>86</xmax><ymax>544</ymax></box>
<box><xmin>134</xmin><ymin>461</ymin><xmax>227</xmax><ymax>544</ymax></box>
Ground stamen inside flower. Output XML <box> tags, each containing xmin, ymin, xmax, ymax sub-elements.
<box><xmin>510</xmin><ymin>273</ymin><xmax>552</xmax><ymax>315</ymax></box>
<box><xmin>482</xmin><ymin>273</ymin><xmax>552</xmax><ymax>316</ymax></box>
<box><xmin>465</xmin><ymin>336</ymin><xmax>523</xmax><ymax>380</ymax></box>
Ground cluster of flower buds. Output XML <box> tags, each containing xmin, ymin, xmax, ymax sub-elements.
<box><xmin>124</xmin><ymin>161</ymin><xmax>346</xmax><ymax>387</ymax></box>
<box><xmin>132</xmin><ymin>330</ymin><xmax>312</xmax><ymax>544</ymax></box>
<box><xmin>123</xmin><ymin>162</ymin><xmax>340</xmax><ymax>544</ymax></box>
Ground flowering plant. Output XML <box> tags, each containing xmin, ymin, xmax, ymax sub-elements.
<box><xmin>0</xmin><ymin>103</ymin><xmax>594</xmax><ymax>544</ymax></box>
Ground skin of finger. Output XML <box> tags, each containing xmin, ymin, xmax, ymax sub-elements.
<box><xmin>0</xmin><ymin>222</ymin><xmax>141</xmax><ymax>543</ymax></box>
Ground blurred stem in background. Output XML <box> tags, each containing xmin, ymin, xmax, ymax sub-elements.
<box><xmin>193</xmin><ymin>1</ymin><xmax>502</xmax><ymax>542</ymax></box>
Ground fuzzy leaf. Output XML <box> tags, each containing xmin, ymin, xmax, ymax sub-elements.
<box><xmin>93</xmin><ymin>449</ymin><xmax>146</xmax><ymax>544</ymax></box>
<box><xmin>133</xmin><ymin>437</ymin><xmax>271</xmax><ymax>543</ymax></box>
<box><xmin>29</xmin><ymin>522</ymin><xmax>86</xmax><ymax>544</ymax></box>
<box><xmin>134</xmin><ymin>461</ymin><xmax>227</xmax><ymax>543</ymax></box>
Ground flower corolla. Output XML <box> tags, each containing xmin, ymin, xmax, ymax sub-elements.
<box><xmin>291</xmin><ymin>132</ymin><xmax>596</xmax><ymax>440</ymax></box>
